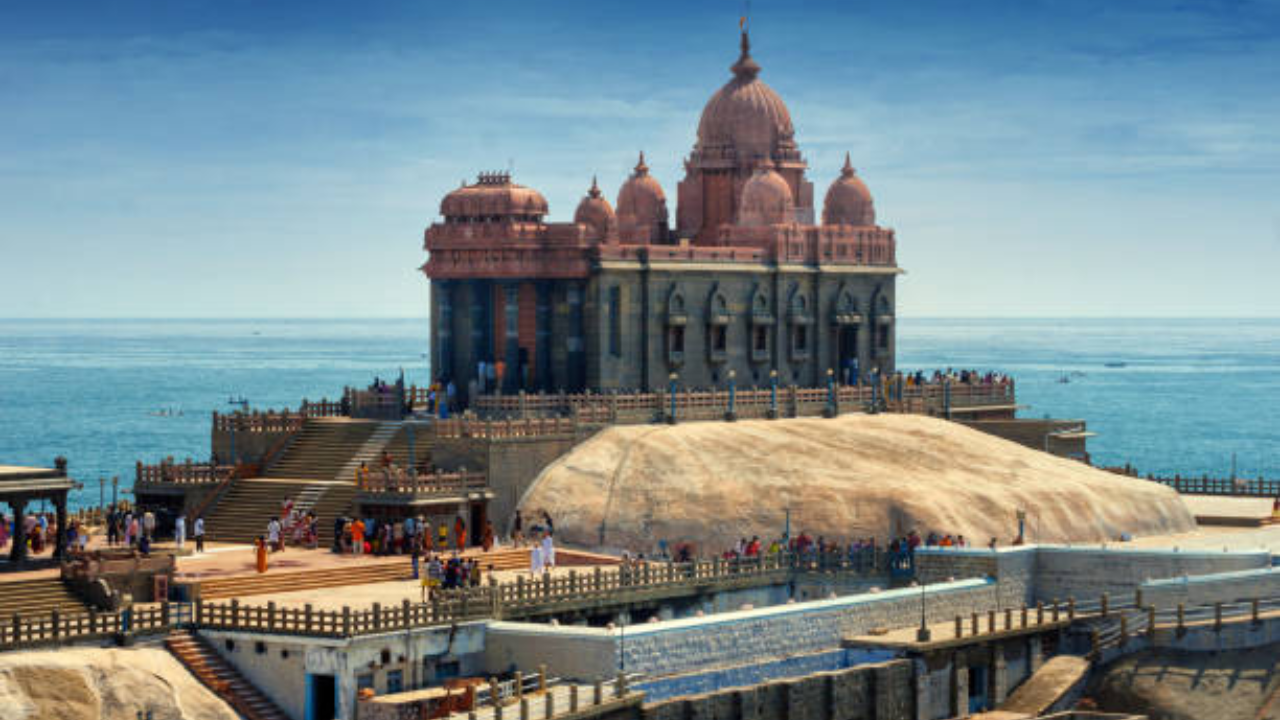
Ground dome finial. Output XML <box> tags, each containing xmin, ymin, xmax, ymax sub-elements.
<box><xmin>635</xmin><ymin>151</ymin><xmax>649</xmax><ymax>176</ymax></box>
<box><xmin>588</xmin><ymin>175</ymin><xmax>601</xmax><ymax>198</ymax></box>
<box><xmin>841</xmin><ymin>152</ymin><xmax>855</xmax><ymax>178</ymax></box>
<box><xmin>731</xmin><ymin>26</ymin><xmax>761</xmax><ymax>80</ymax></box>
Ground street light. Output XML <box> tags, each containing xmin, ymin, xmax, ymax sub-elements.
<box><xmin>725</xmin><ymin>370</ymin><xmax>737</xmax><ymax>422</ymax></box>
<box><xmin>668</xmin><ymin>372</ymin><xmax>678</xmax><ymax>424</ymax></box>
<box><xmin>916</xmin><ymin>583</ymin><xmax>931</xmax><ymax>642</ymax></box>
<box><xmin>769</xmin><ymin>369</ymin><xmax>779</xmax><ymax>419</ymax></box>
<box><xmin>824</xmin><ymin>368</ymin><xmax>836</xmax><ymax>418</ymax></box>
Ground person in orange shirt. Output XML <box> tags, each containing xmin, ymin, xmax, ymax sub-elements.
<box><xmin>255</xmin><ymin>536</ymin><xmax>268</xmax><ymax>573</ymax></box>
<box><xmin>351</xmin><ymin>518</ymin><xmax>366</xmax><ymax>556</ymax></box>
<box><xmin>454</xmin><ymin>515</ymin><xmax>466</xmax><ymax>552</ymax></box>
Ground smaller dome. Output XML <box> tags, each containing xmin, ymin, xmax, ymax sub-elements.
<box><xmin>737</xmin><ymin>161</ymin><xmax>794</xmax><ymax>227</ymax></box>
<box><xmin>822</xmin><ymin>153</ymin><xmax>875</xmax><ymax>226</ymax></box>
<box><xmin>440</xmin><ymin>172</ymin><xmax>548</xmax><ymax>220</ymax></box>
<box><xmin>617</xmin><ymin>152</ymin><xmax>669</xmax><ymax>235</ymax></box>
<box><xmin>573</xmin><ymin>176</ymin><xmax>616</xmax><ymax>240</ymax></box>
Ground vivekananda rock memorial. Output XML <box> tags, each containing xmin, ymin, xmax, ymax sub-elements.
<box><xmin>420</xmin><ymin>30</ymin><xmax>1195</xmax><ymax>553</ymax></box>
<box><xmin>423</xmin><ymin>30</ymin><xmax>898</xmax><ymax>401</ymax></box>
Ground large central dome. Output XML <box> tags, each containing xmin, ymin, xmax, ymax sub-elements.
<box><xmin>695</xmin><ymin>31</ymin><xmax>795</xmax><ymax>164</ymax></box>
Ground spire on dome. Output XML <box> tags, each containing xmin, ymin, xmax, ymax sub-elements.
<box><xmin>588</xmin><ymin>175</ymin><xmax>601</xmax><ymax>198</ymax></box>
<box><xmin>634</xmin><ymin>151</ymin><xmax>649</xmax><ymax>176</ymax></box>
<box><xmin>841</xmin><ymin>152</ymin><xmax>855</xmax><ymax>178</ymax></box>
<box><xmin>731</xmin><ymin>29</ymin><xmax>761</xmax><ymax>80</ymax></box>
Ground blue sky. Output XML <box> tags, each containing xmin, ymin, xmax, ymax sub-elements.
<box><xmin>1</xmin><ymin>0</ymin><xmax>1277</xmax><ymax>318</ymax></box>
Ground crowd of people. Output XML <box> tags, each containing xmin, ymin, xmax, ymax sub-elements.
<box><xmin>0</xmin><ymin>511</ymin><xmax>95</xmax><ymax>556</ymax></box>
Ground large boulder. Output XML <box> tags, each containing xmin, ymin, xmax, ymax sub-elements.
<box><xmin>518</xmin><ymin>414</ymin><xmax>1195</xmax><ymax>555</ymax></box>
<box><xmin>0</xmin><ymin>647</ymin><xmax>238</xmax><ymax>720</ymax></box>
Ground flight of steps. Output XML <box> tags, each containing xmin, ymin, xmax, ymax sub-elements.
<box><xmin>202</xmin><ymin>479</ymin><xmax>357</xmax><ymax>546</ymax></box>
<box><xmin>378</xmin><ymin>422</ymin><xmax>433</xmax><ymax>471</ymax></box>
<box><xmin>264</xmin><ymin>418</ymin><xmax>381</xmax><ymax>480</ymax></box>
<box><xmin>0</xmin><ymin>577</ymin><xmax>93</xmax><ymax>619</ymax></box>
<box><xmin>166</xmin><ymin>630</ymin><xmax>290</xmax><ymax>720</ymax></box>
<box><xmin>336</xmin><ymin>421</ymin><xmax>404</xmax><ymax>480</ymax></box>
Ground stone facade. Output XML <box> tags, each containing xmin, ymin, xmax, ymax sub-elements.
<box><xmin>422</xmin><ymin>31</ymin><xmax>900</xmax><ymax>402</ymax></box>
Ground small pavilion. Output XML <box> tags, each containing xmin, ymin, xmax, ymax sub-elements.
<box><xmin>1</xmin><ymin>462</ymin><xmax>75</xmax><ymax>563</ymax></box>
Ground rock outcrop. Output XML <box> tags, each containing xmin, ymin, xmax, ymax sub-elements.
<box><xmin>518</xmin><ymin>414</ymin><xmax>1196</xmax><ymax>555</ymax></box>
<box><xmin>0</xmin><ymin>647</ymin><xmax>239</xmax><ymax>720</ymax></box>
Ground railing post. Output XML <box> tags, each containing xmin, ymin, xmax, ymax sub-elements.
<box><xmin>372</xmin><ymin>602</ymin><xmax>382</xmax><ymax>631</ymax></box>
<box><xmin>267</xmin><ymin>601</ymin><xmax>276</xmax><ymax>632</ymax></box>
<box><xmin>1004</xmin><ymin>608</ymin><xmax>1012</xmax><ymax>630</ymax></box>
<box><xmin>1135</xmin><ymin>588</ymin><xmax>1143</xmax><ymax>609</ymax></box>
<box><xmin>514</xmin><ymin>671</ymin><xmax>523</xmax><ymax>700</ymax></box>
<box><xmin>971</xmin><ymin>612</ymin><xmax>979</xmax><ymax>635</ymax></box>
<box><xmin>955</xmin><ymin>616</ymin><xmax>963</xmax><ymax>638</ymax></box>
<box><xmin>51</xmin><ymin>609</ymin><xmax>61</xmax><ymax>640</ymax></box>
<box><xmin>570</xmin><ymin>685</ymin><xmax>579</xmax><ymax>712</ymax></box>
<box><xmin>1214</xmin><ymin>602</ymin><xmax>1223</xmax><ymax>632</ymax></box>
<box><xmin>230</xmin><ymin>598</ymin><xmax>240</xmax><ymax>627</ymax></box>
<box><xmin>1052</xmin><ymin>599</ymin><xmax>1060</xmax><ymax>623</ymax></box>
<box><xmin>988</xmin><ymin>609</ymin><xmax>996</xmax><ymax>633</ymax></box>
<box><xmin>1021</xmin><ymin>605</ymin><xmax>1028</xmax><ymax>628</ymax></box>
<box><xmin>545</xmin><ymin>691</ymin><xmax>554</xmax><ymax>718</ymax></box>
<box><xmin>489</xmin><ymin>677</ymin><xmax>501</xmax><ymax>709</ymax></box>
<box><xmin>1036</xmin><ymin>601</ymin><xmax>1044</xmax><ymax>625</ymax></box>
<box><xmin>593</xmin><ymin>680</ymin><xmax>603</xmax><ymax>705</ymax></box>
<box><xmin>195</xmin><ymin>598</ymin><xmax>204</xmax><ymax>626</ymax></box>
<box><xmin>305</xmin><ymin>604</ymin><xmax>314</xmax><ymax>634</ymax></box>
<box><xmin>538</xmin><ymin>664</ymin><xmax>547</xmax><ymax>692</ymax></box>
<box><xmin>1101</xmin><ymin>593</ymin><xmax>1109</xmax><ymax>618</ymax></box>
<box><xmin>162</xmin><ymin>601</ymin><xmax>171</xmax><ymax>628</ymax></box>
<box><xmin>1090</xmin><ymin>629</ymin><xmax>1100</xmax><ymax>657</ymax></box>
<box><xmin>1068</xmin><ymin>597</ymin><xmax>1076</xmax><ymax>621</ymax></box>
<box><xmin>519</xmin><ymin>697</ymin><xmax>529</xmax><ymax>720</ymax></box>
<box><xmin>342</xmin><ymin>606</ymin><xmax>352</xmax><ymax>637</ymax></box>
<box><xmin>12</xmin><ymin>613</ymin><xmax>21</xmax><ymax>645</ymax></box>
<box><xmin>616</xmin><ymin>671</ymin><xmax>628</xmax><ymax>697</ymax></box>
<box><xmin>1119</xmin><ymin>614</ymin><xmax>1128</xmax><ymax>646</ymax></box>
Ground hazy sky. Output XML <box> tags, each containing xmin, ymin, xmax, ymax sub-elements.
<box><xmin>2</xmin><ymin>0</ymin><xmax>1277</xmax><ymax>318</ymax></box>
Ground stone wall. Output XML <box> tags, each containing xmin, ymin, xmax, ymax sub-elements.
<box><xmin>430</xmin><ymin>433</ymin><xmax>582</xmax><ymax>528</ymax></box>
<box><xmin>642</xmin><ymin>659</ymin><xmax>914</xmax><ymax>720</ymax></box>
<box><xmin>915</xmin><ymin>545</ymin><xmax>1272</xmax><ymax>608</ymax></box>
<box><xmin>486</xmin><ymin>579</ymin><xmax>997</xmax><ymax>682</ymax></box>
<box><xmin>1141</xmin><ymin>567</ymin><xmax>1280</xmax><ymax>608</ymax></box>
<box><xmin>1034</xmin><ymin>546</ymin><xmax>1270</xmax><ymax>603</ymax></box>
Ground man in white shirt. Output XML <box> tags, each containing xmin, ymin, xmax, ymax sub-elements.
<box><xmin>194</xmin><ymin>516</ymin><xmax>205</xmax><ymax>553</ymax></box>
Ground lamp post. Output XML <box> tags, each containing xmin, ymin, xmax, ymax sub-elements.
<box><xmin>725</xmin><ymin>370</ymin><xmax>737</xmax><ymax>422</ymax></box>
<box><xmin>769</xmin><ymin>369</ymin><xmax>779</xmax><ymax>419</ymax></box>
<box><xmin>824</xmin><ymin>368</ymin><xmax>836</xmax><ymax>418</ymax></box>
<box><xmin>668</xmin><ymin>372</ymin><xmax>678</xmax><ymax>424</ymax></box>
<box><xmin>916</xmin><ymin>583</ymin><xmax>931</xmax><ymax>642</ymax></box>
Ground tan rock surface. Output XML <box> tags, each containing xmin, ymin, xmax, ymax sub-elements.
<box><xmin>518</xmin><ymin>414</ymin><xmax>1196</xmax><ymax>554</ymax></box>
<box><xmin>0</xmin><ymin>646</ymin><xmax>239</xmax><ymax>720</ymax></box>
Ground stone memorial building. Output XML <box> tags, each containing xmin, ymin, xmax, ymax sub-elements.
<box><xmin>422</xmin><ymin>31</ymin><xmax>901</xmax><ymax>401</ymax></box>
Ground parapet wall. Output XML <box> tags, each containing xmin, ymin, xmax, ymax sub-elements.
<box><xmin>916</xmin><ymin>545</ymin><xmax>1272</xmax><ymax>607</ymax></box>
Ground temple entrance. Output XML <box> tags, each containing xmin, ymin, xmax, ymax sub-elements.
<box><xmin>837</xmin><ymin>326</ymin><xmax>859</xmax><ymax>384</ymax></box>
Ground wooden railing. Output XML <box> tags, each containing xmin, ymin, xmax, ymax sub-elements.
<box><xmin>0</xmin><ymin>603</ymin><xmax>178</xmax><ymax>651</ymax></box>
<box><xmin>358</xmin><ymin>471</ymin><xmax>489</xmax><ymax>496</ymax></box>
<box><xmin>1105</xmin><ymin>465</ymin><xmax>1280</xmax><ymax>498</ymax></box>
<box><xmin>136</xmin><ymin>460</ymin><xmax>234</xmax><ymax>485</ymax></box>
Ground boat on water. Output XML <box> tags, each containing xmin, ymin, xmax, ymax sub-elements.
<box><xmin>1104</xmin><ymin>361</ymin><xmax>1127</xmax><ymax>368</ymax></box>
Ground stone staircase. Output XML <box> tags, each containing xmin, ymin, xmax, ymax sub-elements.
<box><xmin>337</xmin><ymin>421</ymin><xmax>404</xmax><ymax>480</ymax></box>
<box><xmin>0</xmin><ymin>577</ymin><xmax>93</xmax><ymax>619</ymax></box>
<box><xmin>166</xmin><ymin>629</ymin><xmax>290</xmax><ymax>720</ymax></box>
<box><xmin>202</xmin><ymin>478</ymin><xmax>357</xmax><ymax>546</ymax></box>
<box><xmin>264</xmin><ymin>418</ymin><xmax>381</xmax><ymax>480</ymax></box>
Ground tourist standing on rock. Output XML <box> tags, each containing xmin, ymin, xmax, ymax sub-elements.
<box><xmin>194</xmin><ymin>515</ymin><xmax>205</xmax><ymax>553</ymax></box>
<box><xmin>542</xmin><ymin>511</ymin><xmax>554</xmax><ymax>536</ymax></box>
<box><xmin>174</xmin><ymin>515</ymin><xmax>186</xmax><ymax>551</ymax></box>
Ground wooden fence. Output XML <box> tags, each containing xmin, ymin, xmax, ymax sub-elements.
<box><xmin>358</xmin><ymin>471</ymin><xmax>489</xmax><ymax>496</ymax></box>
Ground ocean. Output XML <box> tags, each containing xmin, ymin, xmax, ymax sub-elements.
<box><xmin>1</xmin><ymin>317</ymin><xmax>1276</xmax><ymax>511</ymax></box>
